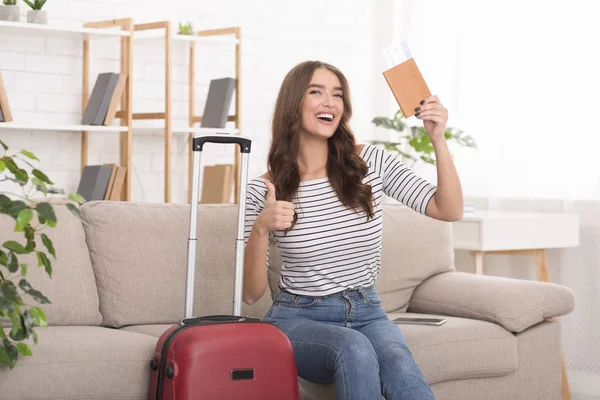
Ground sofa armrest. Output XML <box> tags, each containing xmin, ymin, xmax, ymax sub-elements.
<box><xmin>408</xmin><ymin>271</ymin><xmax>575</xmax><ymax>333</ymax></box>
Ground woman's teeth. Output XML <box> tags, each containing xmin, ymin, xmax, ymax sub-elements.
<box><xmin>316</xmin><ymin>113</ymin><xmax>333</xmax><ymax>121</ymax></box>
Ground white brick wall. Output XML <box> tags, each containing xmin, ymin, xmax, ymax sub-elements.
<box><xmin>0</xmin><ymin>0</ymin><xmax>380</xmax><ymax>204</ymax></box>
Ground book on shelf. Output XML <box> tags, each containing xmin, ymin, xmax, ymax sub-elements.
<box><xmin>81</xmin><ymin>72</ymin><xmax>126</xmax><ymax>126</ymax></box>
<box><xmin>103</xmin><ymin>163</ymin><xmax>119</xmax><ymax>200</ymax></box>
<box><xmin>77</xmin><ymin>165</ymin><xmax>114</xmax><ymax>201</ymax></box>
<box><xmin>103</xmin><ymin>74</ymin><xmax>127</xmax><ymax>126</ymax></box>
<box><xmin>0</xmin><ymin>72</ymin><xmax>13</xmax><ymax>123</ymax></box>
<box><xmin>107</xmin><ymin>165</ymin><xmax>126</xmax><ymax>201</ymax></box>
<box><xmin>76</xmin><ymin>163</ymin><xmax>127</xmax><ymax>202</ymax></box>
<box><xmin>200</xmin><ymin>77</ymin><xmax>236</xmax><ymax>129</ymax></box>
<box><xmin>200</xmin><ymin>164</ymin><xmax>233</xmax><ymax>204</ymax></box>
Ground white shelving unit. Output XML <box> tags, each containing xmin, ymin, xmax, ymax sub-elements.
<box><xmin>173</xmin><ymin>34</ymin><xmax>239</xmax><ymax>45</ymax></box>
<box><xmin>188</xmin><ymin>28</ymin><xmax>242</xmax><ymax>204</ymax></box>
<box><xmin>132</xmin><ymin>127</ymin><xmax>239</xmax><ymax>135</ymax></box>
<box><xmin>129</xmin><ymin>24</ymin><xmax>242</xmax><ymax>203</ymax></box>
<box><xmin>0</xmin><ymin>18</ymin><xmax>134</xmax><ymax>200</ymax></box>
<box><xmin>1</xmin><ymin>20</ymin><xmax>240</xmax><ymax>203</ymax></box>
<box><xmin>0</xmin><ymin>123</ymin><xmax>128</xmax><ymax>133</ymax></box>
<box><xmin>0</xmin><ymin>20</ymin><xmax>129</xmax><ymax>39</ymax></box>
<box><xmin>134</xmin><ymin>31</ymin><xmax>239</xmax><ymax>46</ymax></box>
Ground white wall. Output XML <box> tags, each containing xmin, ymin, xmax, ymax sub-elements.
<box><xmin>0</xmin><ymin>0</ymin><xmax>379</xmax><ymax>204</ymax></box>
<box><xmin>393</xmin><ymin>0</ymin><xmax>600</xmax><ymax>202</ymax></box>
<box><xmin>392</xmin><ymin>0</ymin><xmax>600</xmax><ymax>389</ymax></box>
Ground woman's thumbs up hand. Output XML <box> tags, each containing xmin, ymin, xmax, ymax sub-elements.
<box><xmin>254</xmin><ymin>180</ymin><xmax>295</xmax><ymax>236</ymax></box>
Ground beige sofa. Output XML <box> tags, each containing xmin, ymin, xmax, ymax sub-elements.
<box><xmin>0</xmin><ymin>201</ymin><xmax>575</xmax><ymax>400</ymax></box>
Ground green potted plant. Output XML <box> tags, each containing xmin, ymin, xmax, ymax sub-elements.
<box><xmin>0</xmin><ymin>139</ymin><xmax>84</xmax><ymax>368</ymax></box>
<box><xmin>0</xmin><ymin>0</ymin><xmax>20</xmax><ymax>22</ymax></box>
<box><xmin>370</xmin><ymin>109</ymin><xmax>477</xmax><ymax>167</ymax></box>
<box><xmin>23</xmin><ymin>0</ymin><xmax>46</xmax><ymax>24</ymax></box>
<box><xmin>178</xmin><ymin>21</ymin><xmax>194</xmax><ymax>35</ymax></box>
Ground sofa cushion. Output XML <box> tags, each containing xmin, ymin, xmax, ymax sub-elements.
<box><xmin>268</xmin><ymin>203</ymin><xmax>455</xmax><ymax>312</ymax></box>
<box><xmin>121</xmin><ymin>324</ymin><xmax>173</xmax><ymax>337</ymax></box>
<box><xmin>397</xmin><ymin>313</ymin><xmax>517</xmax><ymax>383</ymax></box>
<box><xmin>408</xmin><ymin>271</ymin><xmax>575</xmax><ymax>333</ymax></box>
<box><xmin>0</xmin><ymin>326</ymin><xmax>156</xmax><ymax>400</ymax></box>
<box><xmin>297</xmin><ymin>313</ymin><xmax>517</xmax><ymax>399</ymax></box>
<box><xmin>0</xmin><ymin>204</ymin><xmax>102</xmax><ymax>326</ymax></box>
<box><xmin>81</xmin><ymin>202</ymin><xmax>273</xmax><ymax>328</ymax></box>
<box><xmin>377</xmin><ymin>205</ymin><xmax>455</xmax><ymax>312</ymax></box>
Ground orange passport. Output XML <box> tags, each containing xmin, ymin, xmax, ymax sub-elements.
<box><xmin>382</xmin><ymin>43</ymin><xmax>431</xmax><ymax>119</ymax></box>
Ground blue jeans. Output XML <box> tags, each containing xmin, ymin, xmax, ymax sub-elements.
<box><xmin>263</xmin><ymin>286</ymin><xmax>435</xmax><ymax>400</ymax></box>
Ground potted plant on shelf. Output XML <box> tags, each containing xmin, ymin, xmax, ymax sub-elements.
<box><xmin>0</xmin><ymin>139</ymin><xmax>84</xmax><ymax>369</ymax></box>
<box><xmin>370</xmin><ymin>109</ymin><xmax>477</xmax><ymax>167</ymax></box>
<box><xmin>23</xmin><ymin>0</ymin><xmax>46</xmax><ymax>24</ymax></box>
<box><xmin>178</xmin><ymin>21</ymin><xmax>194</xmax><ymax>35</ymax></box>
<box><xmin>0</xmin><ymin>0</ymin><xmax>20</xmax><ymax>22</ymax></box>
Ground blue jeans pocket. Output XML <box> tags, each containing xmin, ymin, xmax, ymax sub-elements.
<box><xmin>276</xmin><ymin>291</ymin><xmax>322</xmax><ymax>308</ymax></box>
<box><xmin>363</xmin><ymin>288</ymin><xmax>383</xmax><ymax>308</ymax></box>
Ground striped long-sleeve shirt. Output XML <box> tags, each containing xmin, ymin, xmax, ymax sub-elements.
<box><xmin>243</xmin><ymin>144</ymin><xmax>437</xmax><ymax>297</ymax></box>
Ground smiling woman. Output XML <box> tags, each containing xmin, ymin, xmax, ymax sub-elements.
<box><xmin>239</xmin><ymin>60</ymin><xmax>462</xmax><ymax>399</ymax></box>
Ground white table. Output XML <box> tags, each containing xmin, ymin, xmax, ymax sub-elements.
<box><xmin>452</xmin><ymin>209</ymin><xmax>580</xmax><ymax>400</ymax></box>
<box><xmin>453</xmin><ymin>210</ymin><xmax>579</xmax><ymax>276</ymax></box>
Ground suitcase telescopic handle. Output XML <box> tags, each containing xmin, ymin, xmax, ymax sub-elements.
<box><xmin>186</xmin><ymin>134</ymin><xmax>252</xmax><ymax>320</ymax></box>
<box><xmin>192</xmin><ymin>134</ymin><xmax>251</xmax><ymax>153</ymax></box>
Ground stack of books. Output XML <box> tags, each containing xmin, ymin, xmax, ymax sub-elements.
<box><xmin>200</xmin><ymin>77</ymin><xmax>236</xmax><ymax>129</ymax></box>
<box><xmin>81</xmin><ymin>72</ymin><xmax>127</xmax><ymax>126</ymax></box>
<box><xmin>76</xmin><ymin>164</ymin><xmax>127</xmax><ymax>202</ymax></box>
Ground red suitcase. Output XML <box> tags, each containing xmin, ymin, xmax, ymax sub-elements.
<box><xmin>148</xmin><ymin>134</ymin><xmax>300</xmax><ymax>400</ymax></box>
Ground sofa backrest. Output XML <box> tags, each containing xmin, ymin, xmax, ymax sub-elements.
<box><xmin>268</xmin><ymin>203</ymin><xmax>455</xmax><ymax>312</ymax></box>
<box><xmin>81</xmin><ymin>201</ymin><xmax>273</xmax><ymax>328</ymax></box>
<box><xmin>0</xmin><ymin>203</ymin><xmax>103</xmax><ymax>326</ymax></box>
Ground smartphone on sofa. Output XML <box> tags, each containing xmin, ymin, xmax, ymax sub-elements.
<box><xmin>392</xmin><ymin>317</ymin><xmax>447</xmax><ymax>326</ymax></box>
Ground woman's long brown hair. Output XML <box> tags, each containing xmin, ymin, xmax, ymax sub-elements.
<box><xmin>267</xmin><ymin>61</ymin><xmax>374</xmax><ymax>229</ymax></box>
